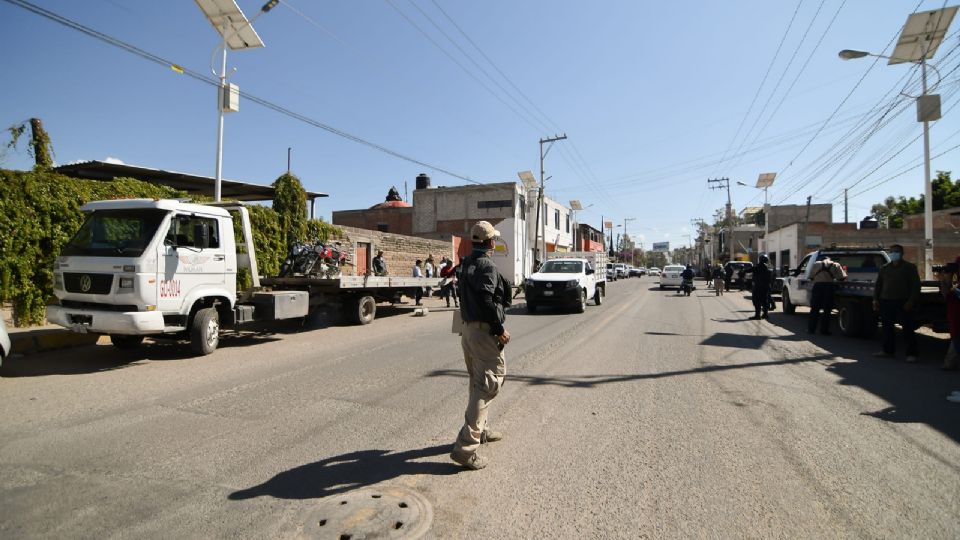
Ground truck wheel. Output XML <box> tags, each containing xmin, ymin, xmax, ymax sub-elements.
<box><xmin>594</xmin><ymin>288</ymin><xmax>603</xmax><ymax>305</ymax></box>
<box><xmin>782</xmin><ymin>290</ymin><xmax>796</xmax><ymax>314</ymax></box>
<box><xmin>350</xmin><ymin>296</ymin><xmax>377</xmax><ymax>325</ymax></box>
<box><xmin>190</xmin><ymin>307</ymin><xmax>220</xmax><ymax>355</ymax></box>
<box><xmin>574</xmin><ymin>289</ymin><xmax>587</xmax><ymax>313</ymax></box>
<box><xmin>110</xmin><ymin>334</ymin><xmax>143</xmax><ymax>350</ymax></box>
<box><xmin>838</xmin><ymin>302</ymin><xmax>864</xmax><ymax>337</ymax></box>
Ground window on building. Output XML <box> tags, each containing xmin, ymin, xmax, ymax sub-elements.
<box><xmin>565</xmin><ymin>213</ymin><xmax>570</xmax><ymax>233</ymax></box>
<box><xmin>554</xmin><ymin>209</ymin><xmax>560</xmax><ymax>230</ymax></box>
<box><xmin>543</xmin><ymin>203</ymin><xmax>548</xmax><ymax>226</ymax></box>
<box><xmin>519</xmin><ymin>195</ymin><xmax>525</xmax><ymax>219</ymax></box>
<box><xmin>377</xmin><ymin>223</ymin><xmax>388</xmax><ymax>232</ymax></box>
<box><xmin>477</xmin><ymin>199</ymin><xmax>512</xmax><ymax>209</ymax></box>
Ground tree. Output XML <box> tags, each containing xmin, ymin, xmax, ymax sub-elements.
<box><xmin>3</xmin><ymin>118</ymin><xmax>54</xmax><ymax>169</ymax></box>
<box><xmin>870</xmin><ymin>171</ymin><xmax>957</xmax><ymax>228</ymax></box>
<box><xmin>272</xmin><ymin>172</ymin><xmax>307</xmax><ymax>246</ymax></box>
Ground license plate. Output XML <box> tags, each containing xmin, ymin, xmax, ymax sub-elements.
<box><xmin>543</xmin><ymin>291</ymin><xmax>553</xmax><ymax>296</ymax></box>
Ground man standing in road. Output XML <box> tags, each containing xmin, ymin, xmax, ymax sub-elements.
<box><xmin>451</xmin><ymin>220</ymin><xmax>510</xmax><ymax>470</ymax></box>
<box><xmin>749</xmin><ymin>255</ymin><xmax>773</xmax><ymax>320</ymax></box>
<box><xmin>807</xmin><ymin>254</ymin><xmax>847</xmax><ymax>335</ymax></box>
<box><xmin>873</xmin><ymin>244</ymin><xmax>922</xmax><ymax>362</ymax></box>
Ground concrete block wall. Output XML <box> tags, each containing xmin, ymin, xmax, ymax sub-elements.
<box><xmin>335</xmin><ymin>225</ymin><xmax>453</xmax><ymax>276</ymax></box>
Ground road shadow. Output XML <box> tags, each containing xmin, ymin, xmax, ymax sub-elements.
<box><xmin>759</xmin><ymin>309</ymin><xmax>960</xmax><ymax>444</ymax></box>
<box><xmin>425</xmin><ymin>352</ymin><xmax>837</xmax><ymax>389</ymax></box>
<box><xmin>0</xmin><ymin>330</ymin><xmax>285</xmax><ymax>378</ymax></box>
<box><xmin>228</xmin><ymin>444</ymin><xmax>460</xmax><ymax>501</ymax></box>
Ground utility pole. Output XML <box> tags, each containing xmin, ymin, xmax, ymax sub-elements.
<box><xmin>535</xmin><ymin>134</ymin><xmax>567</xmax><ymax>263</ymax></box>
<box><xmin>803</xmin><ymin>195</ymin><xmax>812</xmax><ymax>255</ymax></box>
<box><xmin>708</xmin><ymin>177</ymin><xmax>733</xmax><ymax>262</ymax></box>
<box><xmin>844</xmin><ymin>189</ymin><xmax>848</xmax><ymax>224</ymax></box>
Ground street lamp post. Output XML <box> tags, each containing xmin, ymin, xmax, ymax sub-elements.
<box><xmin>197</xmin><ymin>0</ymin><xmax>278</xmax><ymax>202</ymax></box>
<box><xmin>838</xmin><ymin>6</ymin><xmax>957</xmax><ymax>278</ymax></box>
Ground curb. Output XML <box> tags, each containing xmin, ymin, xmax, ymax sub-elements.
<box><xmin>10</xmin><ymin>330</ymin><xmax>108</xmax><ymax>355</ymax></box>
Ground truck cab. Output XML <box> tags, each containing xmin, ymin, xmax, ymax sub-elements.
<box><xmin>46</xmin><ymin>199</ymin><xmax>274</xmax><ymax>354</ymax></box>
<box><xmin>525</xmin><ymin>256</ymin><xmax>602</xmax><ymax>313</ymax></box>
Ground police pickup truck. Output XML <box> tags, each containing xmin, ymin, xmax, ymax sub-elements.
<box><xmin>777</xmin><ymin>247</ymin><xmax>945</xmax><ymax>337</ymax></box>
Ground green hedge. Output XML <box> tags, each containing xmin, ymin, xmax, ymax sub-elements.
<box><xmin>0</xmin><ymin>169</ymin><xmax>340</xmax><ymax>326</ymax></box>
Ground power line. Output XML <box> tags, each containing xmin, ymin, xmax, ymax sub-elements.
<box><xmin>1</xmin><ymin>0</ymin><xmax>484</xmax><ymax>184</ymax></box>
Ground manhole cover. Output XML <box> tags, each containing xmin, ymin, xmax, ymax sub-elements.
<box><xmin>303</xmin><ymin>485</ymin><xmax>433</xmax><ymax>539</ymax></box>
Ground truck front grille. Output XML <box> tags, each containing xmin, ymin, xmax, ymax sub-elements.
<box><xmin>64</xmin><ymin>273</ymin><xmax>114</xmax><ymax>295</ymax></box>
<box><xmin>61</xmin><ymin>300</ymin><xmax>137</xmax><ymax>312</ymax></box>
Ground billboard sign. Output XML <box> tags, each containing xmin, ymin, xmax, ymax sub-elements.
<box><xmin>652</xmin><ymin>242</ymin><xmax>670</xmax><ymax>252</ymax></box>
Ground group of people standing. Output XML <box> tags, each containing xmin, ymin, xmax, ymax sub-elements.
<box><xmin>411</xmin><ymin>254</ymin><xmax>461</xmax><ymax>307</ymax></box>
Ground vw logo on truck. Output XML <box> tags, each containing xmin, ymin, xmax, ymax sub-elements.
<box><xmin>79</xmin><ymin>274</ymin><xmax>92</xmax><ymax>292</ymax></box>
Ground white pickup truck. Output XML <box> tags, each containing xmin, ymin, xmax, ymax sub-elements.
<box><xmin>525</xmin><ymin>251</ymin><xmax>607</xmax><ymax>313</ymax></box>
<box><xmin>46</xmin><ymin>199</ymin><xmax>442</xmax><ymax>355</ymax></box>
<box><xmin>777</xmin><ymin>247</ymin><xmax>945</xmax><ymax>337</ymax></box>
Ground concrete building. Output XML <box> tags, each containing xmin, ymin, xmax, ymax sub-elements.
<box><xmin>576</xmin><ymin>223</ymin><xmax>605</xmax><ymax>252</ymax></box>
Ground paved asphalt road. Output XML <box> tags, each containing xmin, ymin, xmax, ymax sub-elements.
<box><xmin>1</xmin><ymin>278</ymin><xmax>959</xmax><ymax>538</ymax></box>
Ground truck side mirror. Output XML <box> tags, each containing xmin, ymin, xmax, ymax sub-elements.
<box><xmin>193</xmin><ymin>223</ymin><xmax>211</xmax><ymax>249</ymax></box>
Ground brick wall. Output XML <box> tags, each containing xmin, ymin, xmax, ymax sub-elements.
<box><xmin>334</xmin><ymin>225</ymin><xmax>453</xmax><ymax>276</ymax></box>
<box><xmin>332</xmin><ymin>207</ymin><xmax>413</xmax><ymax>235</ymax></box>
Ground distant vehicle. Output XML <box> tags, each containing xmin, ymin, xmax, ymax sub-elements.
<box><xmin>527</xmin><ymin>252</ymin><xmax>608</xmax><ymax>313</ymax></box>
<box><xmin>0</xmin><ymin>317</ymin><xmax>9</xmax><ymax>368</ymax></box>
<box><xmin>648</xmin><ymin>267</ymin><xmax>661</xmax><ymax>277</ymax></box>
<box><xmin>628</xmin><ymin>265</ymin><xmax>643</xmax><ymax>277</ymax></box>
<box><xmin>638</xmin><ymin>266</ymin><xmax>648</xmax><ymax>276</ymax></box>
<box><xmin>614</xmin><ymin>263</ymin><xmax>628</xmax><ymax>279</ymax></box>
<box><xmin>660</xmin><ymin>264</ymin><xmax>686</xmax><ymax>289</ymax></box>
<box><xmin>606</xmin><ymin>262</ymin><xmax>618</xmax><ymax>281</ymax></box>
<box><xmin>724</xmin><ymin>261</ymin><xmax>754</xmax><ymax>290</ymax></box>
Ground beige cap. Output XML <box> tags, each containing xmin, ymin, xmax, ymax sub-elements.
<box><xmin>470</xmin><ymin>220</ymin><xmax>501</xmax><ymax>242</ymax></box>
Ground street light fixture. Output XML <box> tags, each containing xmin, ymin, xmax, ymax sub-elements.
<box><xmin>569</xmin><ymin>200</ymin><xmax>594</xmax><ymax>251</ymax></box>
<box><xmin>839</xmin><ymin>6</ymin><xmax>957</xmax><ymax>278</ymax></box>
<box><xmin>737</xmin><ymin>172</ymin><xmax>776</xmax><ymax>254</ymax></box>
<box><xmin>195</xmin><ymin>0</ymin><xmax>277</xmax><ymax>202</ymax></box>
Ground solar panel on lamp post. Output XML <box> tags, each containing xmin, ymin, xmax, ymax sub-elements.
<box><xmin>195</xmin><ymin>0</ymin><xmax>278</xmax><ymax>202</ymax></box>
<box><xmin>839</xmin><ymin>6</ymin><xmax>957</xmax><ymax>278</ymax></box>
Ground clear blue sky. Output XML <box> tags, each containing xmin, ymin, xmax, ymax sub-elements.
<box><xmin>3</xmin><ymin>0</ymin><xmax>960</xmax><ymax>248</ymax></box>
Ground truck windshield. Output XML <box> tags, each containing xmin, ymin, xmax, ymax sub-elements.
<box><xmin>542</xmin><ymin>261</ymin><xmax>583</xmax><ymax>273</ymax></box>
<box><xmin>62</xmin><ymin>209</ymin><xmax>168</xmax><ymax>257</ymax></box>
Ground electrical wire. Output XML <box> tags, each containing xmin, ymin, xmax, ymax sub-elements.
<box><xmin>1</xmin><ymin>0</ymin><xmax>485</xmax><ymax>184</ymax></box>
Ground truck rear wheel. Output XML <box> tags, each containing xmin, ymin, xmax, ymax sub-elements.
<box><xmin>110</xmin><ymin>334</ymin><xmax>143</xmax><ymax>350</ymax></box>
<box><xmin>837</xmin><ymin>302</ymin><xmax>864</xmax><ymax>337</ymax></box>
<box><xmin>190</xmin><ymin>307</ymin><xmax>220</xmax><ymax>355</ymax></box>
<box><xmin>782</xmin><ymin>290</ymin><xmax>796</xmax><ymax>314</ymax></box>
<box><xmin>594</xmin><ymin>287</ymin><xmax>603</xmax><ymax>305</ymax></box>
<box><xmin>348</xmin><ymin>296</ymin><xmax>376</xmax><ymax>325</ymax></box>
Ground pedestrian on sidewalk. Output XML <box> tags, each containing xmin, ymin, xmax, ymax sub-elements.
<box><xmin>873</xmin><ymin>244</ymin><xmax>921</xmax><ymax>362</ymax></box>
<box><xmin>412</xmin><ymin>259</ymin><xmax>424</xmax><ymax>305</ymax></box>
<box><xmin>440</xmin><ymin>257</ymin><xmax>459</xmax><ymax>308</ymax></box>
<box><xmin>748</xmin><ymin>255</ymin><xmax>772</xmax><ymax>319</ymax></box>
<box><xmin>937</xmin><ymin>256</ymin><xmax>960</xmax><ymax>371</ymax></box>
<box><xmin>451</xmin><ymin>221</ymin><xmax>511</xmax><ymax>471</ymax></box>
<box><xmin>807</xmin><ymin>254</ymin><xmax>847</xmax><ymax>335</ymax></box>
<box><xmin>372</xmin><ymin>249</ymin><xmax>388</xmax><ymax>276</ymax></box>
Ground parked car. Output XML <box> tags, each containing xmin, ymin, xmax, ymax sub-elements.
<box><xmin>614</xmin><ymin>263</ymin><xmax>628</xmax><ymax>279</ymax></box>
<box><xmin>606</xmin><ymin>262</ymin><xmax>618</xmax><ymax>281</ymax></box>
<box><xmin>628</xmin><ymin>266</ymin><xmax>643</xmax><ymax>277</ymax></box>
<box><xmin>648</xmin><ymin>267</ymin><xmax>661</xmax><ymax>277</ymax></box>
<box><xmin>638</xmin><ymin>266</ymin><xmax>648</xmax><ymax>276</ymax></box>
<box><xmin>0</xmin><ymin>317</ymin><xmax>9</xmax><ymax>369</ymax></box>
<box><xmin>659</xmin><ymin>264</ymin><xmax>686</xmax><ymax>289</ymax></box>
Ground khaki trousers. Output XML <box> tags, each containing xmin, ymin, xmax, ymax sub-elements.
<box><xmin>454</xmin><ymin>321</ymin><xmax>506</xmax><ymax>455</ymax></box>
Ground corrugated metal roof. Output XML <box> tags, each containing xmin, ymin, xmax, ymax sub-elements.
<box><xmin>55</xmin><ymin>160</ymin><xmax>328</xmax><ymax>202</ymax></box>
